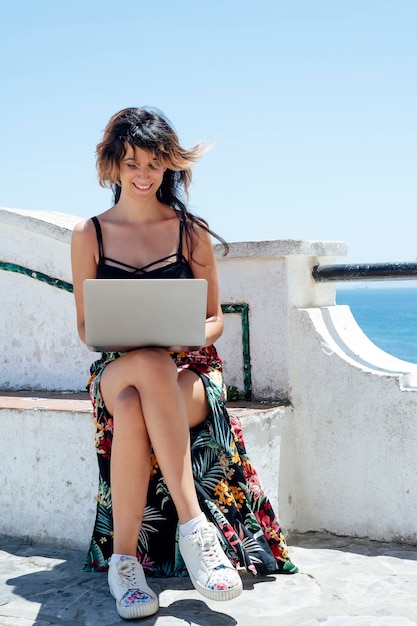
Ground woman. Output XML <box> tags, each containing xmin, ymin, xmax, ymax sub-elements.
<box><xmin>71</xmin><ymin>107</ymin><xmax>297</xmax><ymax>620</ymax></box>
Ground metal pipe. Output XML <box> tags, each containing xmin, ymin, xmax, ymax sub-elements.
<box><xmin>312</xmin><ymin>262</ymin><xmax>417</xmax><ymax>283</ymax></box>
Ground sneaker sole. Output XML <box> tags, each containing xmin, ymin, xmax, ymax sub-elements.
<box><xmin>191</xmin><ymin>576</ymin><xmax>243</xmax><ymax>601</ymax></box>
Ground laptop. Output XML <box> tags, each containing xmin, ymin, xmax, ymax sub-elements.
<box><xmin>83</xmin><ymin>278</ymin><xmax>208</xmax><ymax>352</ymax></box>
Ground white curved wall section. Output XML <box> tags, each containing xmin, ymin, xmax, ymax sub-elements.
<box><xmin>281</xmin><ymin>305</ymin><xmax>417</xmax><ymax>541</ymax></box>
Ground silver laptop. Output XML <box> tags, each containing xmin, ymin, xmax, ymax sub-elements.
<box><xmin>83</xmin><ymin>278</ymin><xmax>207</xmax><ymax>352</ymax></box>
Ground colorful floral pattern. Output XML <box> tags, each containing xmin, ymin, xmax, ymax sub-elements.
<box><xmin>122</xmin><ymin>589</ymin><xmax>154</xmax><ymax>607</ymax></box>
<box><xmin>83</xmin><ymin>345</ymin><xmax>297</xmax><ymax>577</ymax></box>
<box><xmin>207</xmin><ymin>566</ymin><xmax>241</xmax><ymax>590</ymax></box>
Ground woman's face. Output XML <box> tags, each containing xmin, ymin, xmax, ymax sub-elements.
<box><xmin>118</xmin><ymin>144</ymin><xmax>166</xmax><ymax>200</ymax></box>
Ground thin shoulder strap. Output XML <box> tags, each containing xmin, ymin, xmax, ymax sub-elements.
<box><xmin>91</xmin><ymin>216</ymin><xmax>104</xmax><ymax>260</ymax></box>
<box><xmin>177</xmin><ymin>216</ymin><xmax>186</xmax><ymax>258</ymax></box>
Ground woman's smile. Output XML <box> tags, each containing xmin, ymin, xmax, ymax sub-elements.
<box><xmin>132</xmin><ymin>182</ymin><xmax>152</xmax><ymax>191</ymax></box>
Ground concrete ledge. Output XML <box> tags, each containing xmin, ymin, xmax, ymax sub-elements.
<box><xmin>0</xmin><ymin>393</ymin><xmax>292</xmax><ymax>549</ymax></box>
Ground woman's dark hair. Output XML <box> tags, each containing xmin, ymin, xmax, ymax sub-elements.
<box><xmin>96</xmin><ymin>107</ymin><xmax>228</xmax><ymax>256</ymax></box>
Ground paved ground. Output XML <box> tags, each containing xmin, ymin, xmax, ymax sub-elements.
<box><xmin>1</xmin><ymin>533</ymin><xmax>417</xmax><ymax>626</ymax></box>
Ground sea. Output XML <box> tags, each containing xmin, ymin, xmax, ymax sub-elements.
<box><xmin>336</xmin><ymin>286</ymin><xmax>417</xmax><ymax>364</ymax></box>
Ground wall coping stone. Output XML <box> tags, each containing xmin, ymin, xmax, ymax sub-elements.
<box><xmin>1</xmin><ymin>206</ymin><xmax>347</xmax><ymax>260</ymax></box>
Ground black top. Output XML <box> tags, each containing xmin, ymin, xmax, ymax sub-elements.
<box><xmin>91</xmin><ymin>216</ymin><xmax>193</xmax><ymax>280</ymax></box>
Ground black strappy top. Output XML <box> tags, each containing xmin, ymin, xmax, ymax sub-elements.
<box><xmin>91</xmin><ymin>216</ymin><xmax>193</xmax><ymax>280</ymax></box>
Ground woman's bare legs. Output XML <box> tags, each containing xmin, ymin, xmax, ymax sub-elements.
<box><xmin>102</xmin><ymin>347</ymin><xmax>242</xmax><ymax>607</ymax></box>
<box><xmin>100</xmin><ymin>347</ymin><xmax>207</xmax><ymax>551</ymax></box>
<box><xmin>106</xmin><ymin>387</ymin><xmax>160</xmax><ymax>621</ymax></box>
<box><xmin>109</xmin><ymin>386</ymin><xmax>151</xmax><ymax>555</ymax></box>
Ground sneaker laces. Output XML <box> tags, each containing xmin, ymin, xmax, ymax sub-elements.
<box><xmin>118</xmin><ymin>560</ymin><xmax>144</xmax><ymax>588</ymax></box>
<box><xmin>196</xmin><ymin>526</ymin><xmax>228</xmax><ymax>571</ymax></box>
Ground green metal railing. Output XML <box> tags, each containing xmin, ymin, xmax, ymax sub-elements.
<box><xmin>0</xmin><ymin>261</ymin><xmax>252</xmax><ymax>399</ymax></box>
<box><xmin>221</xmin><ymin>303</ymin><xmax>251</xmax><ymax>400</ymax></box>
<box><xmin>0</xmin><ymin>261</ymin><xmax>73</xmax><ymax>292</ymax></box>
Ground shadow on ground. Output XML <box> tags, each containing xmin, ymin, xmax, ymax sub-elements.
<box><xmin>290</xmin><ymin>531</ymin><xmax>417</xmax><ymax>560</ymax></box>
<box><xmin>3</xmin><ymin>537</ymin><xmax>242</xmax><ymax>625</ymax></box>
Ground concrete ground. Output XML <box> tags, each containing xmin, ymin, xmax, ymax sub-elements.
<box><xmin>1</xmin><ymin>533</ymin><xmax>417</xmax><ymax>626</ymax></box>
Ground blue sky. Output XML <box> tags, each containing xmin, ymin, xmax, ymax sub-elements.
<box><xmin>1</xmin><ymin>0</ymin><xmax>416</xmax><ymax>264</ymax></box>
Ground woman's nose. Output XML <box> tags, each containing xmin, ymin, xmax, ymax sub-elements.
<box><xmin>136</xmin><ymin>166</ymin><xmax>148</xmax><ymax>178</ymax></box>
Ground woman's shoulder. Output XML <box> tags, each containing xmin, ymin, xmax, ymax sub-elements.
<box><xmin>73</xmin><ymin>207</ymin><xmax>114</xmax><ymax>234</ymax></box>
<box><xmin>182</xmin><ymin>216</ymin><xmax>216</xmax><ymax>270</ymax></box>
<box><xmin>184</xmin><ymin>211</ymin><xmax>228</xmax><ymax>258</ymax></box>
<box><xmin>71</xmin><ymin>216</ymin><xmax>103</xmax><ymax>250</ymax></box>
<box><xmin>73</xmin><ymin>216</ymin><xmax>91</xmax><ymax>231</ymax></box>
<box><xmin>187</xmin><ymin>217</ymin><xmax>212</xmax><ymax>247</ymax></box>
<box><xmin>183</xmin><ymin>212</ymin><xmax>209</xmax><ymax>235</ymax></box>
<box><xmin>72</xmin><ymin>217</ymin><xmax>96</xmax><ymax>242</ymax></box>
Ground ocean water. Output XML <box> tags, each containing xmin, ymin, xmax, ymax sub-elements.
<box><xmin>336</xmin><ymin>287</ymin><xmax>417</xmax><ymax>364</ymax></box>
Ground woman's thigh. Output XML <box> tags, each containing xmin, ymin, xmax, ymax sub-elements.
<box><xmin>99</xmin><ymin>349</ymin><xmax>208</xmax><ymax>428</ymax></box>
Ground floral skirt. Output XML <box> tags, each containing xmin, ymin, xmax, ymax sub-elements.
<box><xmin>83</xmin><ymin>345</ymin><xmax>297</xmax><ymax>577</ymax></box>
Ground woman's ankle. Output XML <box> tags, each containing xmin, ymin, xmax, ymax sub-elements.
<box><xmin>110</xmin><ymin>553</ymin><xmax>138</xmax><ymax>564</ymax></box>
<box><xmin>179</xmin><ymin>512</ymin><xmax>206</xmax><ymax>537</ymax></box>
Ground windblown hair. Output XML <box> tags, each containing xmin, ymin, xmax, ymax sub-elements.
<box><xmin>96</xmin><ymin>107</ymin><xmax>228</xmax><ymax>255</ymax></box>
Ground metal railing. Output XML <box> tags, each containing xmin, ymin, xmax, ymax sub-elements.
<box><xmin>312</xmin><ymin>262</ymin><xmax>417</xmax><ymax>283</ymax></box>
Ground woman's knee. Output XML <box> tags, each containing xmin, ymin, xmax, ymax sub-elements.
<box><xmin>131</xmin><ymin>347</ymin><xmax>178</xmax><ymax>388</ymax></box>
<box><xmin>138</xmin><ymin>347</ymin><xmax>176</xmax><ymax>370</ymax></box>
<box><xmin>101</xmin><ymin>348</ymin><xmax>177</xmax><ymax>412</ymax></box>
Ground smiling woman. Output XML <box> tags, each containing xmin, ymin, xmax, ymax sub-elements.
<box><xmin>71</xmin><ymin>106</ymin><xmax>297</xmax><ymax>621</ymax></box>
<box><xmin>119</xmin><ymin>146</ymin><xmax>166</xmax><ymax>200</ymax></box>
<box><xmin>96</xmin><ymin>107</ymin><xmax>205</xmax><ymax>207</ymax></box>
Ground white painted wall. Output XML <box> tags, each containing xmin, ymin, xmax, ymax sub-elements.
<box><xmin>280</xmin><ymin>304</ymin><xmax>417</xmax><ymax>542</ymax></box>
<box><xmin>0</xmin><ymin>208</ymin><xmax>97</xmax><ymax>391</ymax></box>
<box><xmin>2</xmin><ymin>207</ymin><xmax>417</xmax><ymax>546</ymax></box>
<box><xmin>215</xmin><ymin>244</ymin><xmax>345</xmax><ymax>400</ymax></box>
<box><xmin>1</xmin><ymin>404</ymin><xmax>97</xmax><ymax>546</ymax></box>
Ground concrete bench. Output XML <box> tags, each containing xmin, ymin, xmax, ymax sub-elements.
<box><xmin>0</xmin><ymin>392</ymin><xmax>290</xmax><ymax>548</ymax></box>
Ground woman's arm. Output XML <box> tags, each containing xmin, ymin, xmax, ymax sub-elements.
<box><xmin>70</xmin><ymin>219</ymin><xmax>99</xmax><ymax>344</ymax></box>
<box><xmin>188</xmin><ymin>225</ymin><xmax>224</xmax><ymax>348</ymax></box>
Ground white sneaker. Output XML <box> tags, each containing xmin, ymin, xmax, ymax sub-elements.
<box><xmin>179</xmin><ymin>522</ymin><xmax>243</xmax><ymax>601</ymax></box>
<box><xmin>108</xmin><ymin>558</ymin><xmax>159</xmax><ymax>619</ymax></box>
